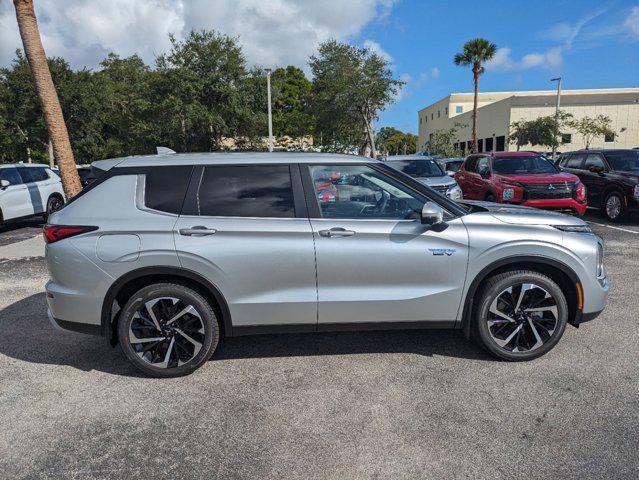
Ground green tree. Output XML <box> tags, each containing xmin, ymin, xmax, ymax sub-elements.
<box><xmin>509</xmin><ymin>111</ymin><xmax>573</xmax><ymax>151</ymax></box>
<box><xmin>310</xmin><ymin>40</ymin><xmax>403</xmax><ymax>157</ymax></box>
<box><xmin>377</xmin><ymin>127</ymin><xmax>417</xmax><ymax>155</ymax></box>
<box><xmin>567</xmin><ymin>115</ymin><xmax>615</xmax><ymax>149</ymax></box>
<box><xmin>425</xmin><ymin>123</ymin><xmax>464</xmax><ymax>157</ymax></box>
<box><xmin>271</xmin><ymin>66</ymin><xmax>314</xmax><ymax>140</ymax></box>
<box><xmin>453</xmin><ymin>38</ymin><xmax>497</xmax><ymax>154</ymax></box>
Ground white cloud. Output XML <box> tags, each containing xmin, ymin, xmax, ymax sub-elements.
<box><xmin>363</xmin><ymin>39</ymin><xmax>392</xmax><ymax>62</ymax></box>
<box><xmin>623</xmin><ymin>6</ymin><xmax>639</xmax><ymax>38</ymax></box>
<box><xmin>0</xmin><ymin>0</ymin><xmax>399</xmax><ymax>69</ymax></box>
<box><xmin>486</xmin><ymin>46</ymin><xmax>563</xmax><ymax>71</ymax></box>
<box><xmin>392</xmin><ymin>72</ymin><xmax>412</xmax><ymax>101</ymax></box>
<box><xmin>430</xmin><ymin>66</ymin><xmax>440</xmax><ymax>79</ymax></box>
<box><xmin>540</xmin><ymin>9</ymin><xmax>606</xmax><ymax>49</ymax></box>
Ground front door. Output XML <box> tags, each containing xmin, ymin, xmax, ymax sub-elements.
<box><xmin>0</xmin><ymin>167</ymin><xmax>31</xmax><ymax>220</ymax></box>
<box><xmin>582</xmin><ymin>153</ymin><xmax>608</xmax><ymax>207</ymax></box>
<box><xmin>303</xmin><ymin>163</ymin><xmax>469</xmax><ymax>326</ymax></box>
<box><xmin>174</xmin><ymin>164</ymin><xmax>317</xmax><ymax>328</ymax></box>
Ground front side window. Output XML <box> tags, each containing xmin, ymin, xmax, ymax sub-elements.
<box><xmin>584</xmin><ymin>154</ymin><xmax>606</xmax><ymax>170</ymax></box>
<box><xmin>197</xmin><ymin>165</ymin><xmax>295</xmax><ymax>218</ymax></box>
<box><xmin>0</xmin><ymin>167</ymin><xmax>22</xmax><ymax>186</ymax></box>
<box><xmin>464</xmin><ymin>157</ymin><xmax>478</xmax><ymax>173</ymax></box>
<box><xmin>563</xmin><ymin>154</ymin><xmax>585</xmax><ymax>169</ymax></box>
<box><xmin>309</xmin><ymin>165</ymin><xmax>426</xmax><ymax>220</ymax></box>
<box><xmin>492</xmin><ymin>155</ymin><xmax>558</xmax><ymax>174</ymax></box>
<box><xmin>477</xmin><ymin>157</ymin><xmax>490</xmax><ymax>176</ymax></box>
<box><xmin>386</xmin><ymin>159</ymin><xmax>443</xmax><ymax>178</ymax></box>
<box><xmin>604</xmin><ymin>150</ymin><xmax>639</xmax><ymax>172</ymax></box>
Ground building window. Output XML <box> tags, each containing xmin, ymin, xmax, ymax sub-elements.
<box><xmin>478</xmin><ymin>139</ymin><xmax>484</xmax><ymax>152</ymax></box>
<box><xmin>604</xmin><ymin>133</ymin><xmax>615</xmax><ymax>143</ymax></box>
<box><xmin>420</xmin><ymin>117</ymin><xmax>422</xmax><ymax>125</ymax></box>
<box><xmin>438</xmin><ymin>110</ymin><xmax>441</xmax><ymax>118</ymax></box>
<box><xmin>561</xmin><ymin>133</ymin><xmax>572</xmax><ymax>144</ymax></box>
<box><xmin>485</xmin><ymin>137</ymin><xmax>494</xmax><ymax>152</ymax></box>
<box><xmin>431</xmin><ymin>113</ymin><xmax>434</xmax><ymax>120</ymax></box>
<box><xmin>445</xmin><ymin>107</ymin><xmax>448</xmax><ymax>115</ymax></box>
<box><xmin>496</xmin><ymin>136</ymin><xmax>505</xmax><ymax>151</ymax></box>
<box><xmin>429</xmin><ymin>133</ymin><xmax>433</xmax><ymax>141</ymax></box>
<box><xmin>456</xmin><ymin>106</ymin><xmax>463</xmax><ymax>114</ymax></box>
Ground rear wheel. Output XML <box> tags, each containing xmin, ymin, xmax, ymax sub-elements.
<box><xmin>601</xmin><ymin>191</ymin><xmax>625</xmax><ymax>222</ymax></box>
<box><xmin>43</xmin><ymin>195</ymin><xmax>64</xmax><ymax>221</ymax></box>
<box><xmin>473</xmin><ymin>270</ymin><xmax>568</xmax><ymax>361</ymax></box>
<box><xmin>117</xmin><ymin>283</ymin><xmax>220</xmax><ymax>377</ymax></box>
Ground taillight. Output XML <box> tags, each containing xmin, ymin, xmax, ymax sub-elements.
<box><xmin>43</xmin><ymin>225</ymin><xmax>97</xmax><ymax>244</ymax></box>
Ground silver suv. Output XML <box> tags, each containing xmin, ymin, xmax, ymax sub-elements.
<box><xmin>44</xmin><ymin>153</ymin><xmax>608</xmax><ymax>377</ymax></box>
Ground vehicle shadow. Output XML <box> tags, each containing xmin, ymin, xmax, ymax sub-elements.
<box><xmin>0</xmin><ymin>293</ymin><xmax>492</xmax><ymax>378</ymax></box>
<box><xmin>0</xmin><ymin>218</ymin><xmax>43</xmax><ymax>247</ymax></box>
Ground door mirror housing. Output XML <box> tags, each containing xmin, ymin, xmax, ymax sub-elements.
<box><xmin>0</xmin><ymin>179</ymin><xmax>9</xmax><ymax>189</ymax></box>
<box><xmin>479</xmin><ymin>168</ymin><xmax>491</xmax><ymax>178</ymax></box>
<box><xmin>589</xmin><ymin>165</ymin><xmax>604</xmax><ymax>174</ymax></box>
<box><xmin>421</xmin><ymin>201</ymin><xmax>445</xmax><ymax>225</ymax></box>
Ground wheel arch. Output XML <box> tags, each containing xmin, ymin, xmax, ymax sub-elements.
<box><xmin>460</xmin><ymin>255</ymin><xmax>582</xmax><ymax>338</ymax></box>
<box><xmin>101</xmin><ymin>266</ymin><xmax>233</xmax><ymax>346</ymax></box>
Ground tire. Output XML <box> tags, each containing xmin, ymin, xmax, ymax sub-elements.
<box><xmin>472</xmin><ymin>270</ymin><xmax>568</xmax><ymax>361</ymax></box>
<box><xmin>117</xmin><ymin>283</ymin><xmax>220</xmax><ymax>378</ymax></box>
<box><xmin>43</xmin><ymin>195</ymin><xmax>64</xmax><ymax>222</ymax></box>
<box><xmin>601</xmin><ymin>191</ymin><xmax>625</xmax><ymax>222</ymax></box>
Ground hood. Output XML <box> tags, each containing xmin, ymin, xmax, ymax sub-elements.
<box><xmin>416</xmin><ymin>175</ymin><xmax>457</xmax><ymax>188</ymax></box>
<box><xmin>496</xmin><ymin>172</ymin><xmax>578</xmax><ymax>183</ymax></box>
<box><xmin>460</xmin><ymin>200</ymin><xmax>586</xmax><ymax>226</ymax></box>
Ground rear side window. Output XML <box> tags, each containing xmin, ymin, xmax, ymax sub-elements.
<box><xmin>144</xmin><ymin>166</ymin><xmax>193</xmax><ymax>214</ymax></box>
<box><xmin>0</xmin><ymin>167</ymin><xmax>22</xmax><ymax>185</ymax></box>
<box><xmin>18</xmin><ymin>167</ymin><xmax>48</xmax><ymax>183</ymax></box>
<box><xmin>197</xmin><ymin>165</ymin><xmax>295</xmax><ymax>218</ymax></box>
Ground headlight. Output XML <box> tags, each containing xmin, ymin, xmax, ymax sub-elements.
<box><xmin>446</xmin><ymin>184</ymin><xmax>463</xmax><ymax>200</ymax></box>
<box><xmin>596</xmin><ymin>242</ymin><xmax>604</xmax><ymax>277</ymax></box>
<box><xmin>502</xmin><ymin>188</ymin><xmax>515</xmax><ymax>201</ymax></box>
<box><xmin>633</xmin><ymin>184</ymin><xmax>639</xmax><ymax>200</ymax></box>
<box><xmin>553</xmin><ymin>224</ymin><xmax>592</xmax><ymax>233</ymax></box>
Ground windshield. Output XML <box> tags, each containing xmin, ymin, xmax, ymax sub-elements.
<box><xmin>605</xmin><ymin>151</ymin><xmax>639</xmax><ymax>172</ymax></box>
<box><xmin>387</xmin><ymin>159</ymin><xmax>444</xmax><ymax>177</ymax></box>
<box><xmin>492</xmin><ymin>155</ymin><xmax>558</xmax><ymax>174</ymax></box>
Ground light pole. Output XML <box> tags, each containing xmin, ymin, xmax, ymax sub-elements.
<box><xmin>550</xmin><ymin>77</ymin><xmax>562</xmax><ymax>157</ymax></box>
<box><xmin>265</xmin><ymin>68</ymin><xmax>273</xmax><ymax>152</ymax></box>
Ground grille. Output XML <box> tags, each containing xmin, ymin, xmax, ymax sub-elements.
<box><xmin>524</xmin><ymin>182</ymin><xmax>573</xmax><ymax>200</ymax></box>
<box><xmin>431</xmin><ymin>185</ymin><xmax>448</xmax><ymax>195</ymax></box>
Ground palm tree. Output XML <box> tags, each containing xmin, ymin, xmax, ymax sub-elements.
<box><xmin>454</xmin><ymin>38</ymin><xmax>497</xmax><ymax>153</ymax></box>
<box><xmin>13</xmin><ymin>0</ymin><xmax>82</xmax><ymax>197</ymax></box>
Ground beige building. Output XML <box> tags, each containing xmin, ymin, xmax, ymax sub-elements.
<box><xmin>417</xmin><ymin>87</ymin><xmax>639</xmax><ymax>153</ymax></box>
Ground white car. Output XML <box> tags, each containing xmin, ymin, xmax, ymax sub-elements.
<box><xmin>0</xmin><ymin>164</ymin><xmax>65</xmax><ymax>226</ymax></box>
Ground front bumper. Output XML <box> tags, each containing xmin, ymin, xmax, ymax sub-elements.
<box><xmin>512</xmin><ymin>198</ymin><xmax>588</xmax><ymax>215</ymax></box>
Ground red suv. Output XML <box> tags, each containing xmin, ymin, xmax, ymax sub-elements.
<box><xmin>455</xmin><ymin>152</ymin><xmax>587</xmax><ymax>215</ymax></box>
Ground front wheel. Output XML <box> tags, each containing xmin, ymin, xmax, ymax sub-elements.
<box><xmin>473</xmin><ymin>270</ymin><xmax>568</xmax><ymax>361</ymax></box>
<box><xmin>117</xmin><ymin>283</ymin><xmax>220</xmax><ymax>377</ymax></box>
<box><xmin>601</xmin><ymin>191</ymin><xmax>625</xmax><ymax>222</ymax></box>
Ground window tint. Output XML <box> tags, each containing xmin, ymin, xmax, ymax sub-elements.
<box><xmin>584</xmin><ymin>154</ymin><xmax>606</xmax><ymax>170</ymax></box>
<box><xmin>18</xmin><ymin>167</ymin><xmax>48</xmax><ymax>183</ymax></box>
<box><xmin>491</xmin><ymin>156</ymin><xmax>557</xmax><ymax>174</ymax></box>
<box><xmin>604</xmin><ymin>150</ymin><xmax>639</xmax><ymax>172</ymax></box>
<box><xmin>197</xmin><ymin>165</ymin><xmax>294</xmax><ymax>218</ymax></box>
<box><xmin>464</xmin><ymin>157</ymin><xmax>478</xmax><ymax>173</ymax></box>
<box><xmin>564</xmin><ymin>154</ymin><xmax>585</xmax><ymax>169</ymax></box>
<box><xmin>0</xmin><ymin>167</ymin><xmax>22</xmax><ymax>186</ymax></box>
<box><xmin>145</xmin><ymin>166</ymin><xmax>193</xmax><ymax>214</ymax></box>
<box><xmin>386</xmin><ymin>159</ymin><xmax>443</xmax><ymax>177</ymax></box>
<box><xmin>309</xmin><ymin>165</ymin><xmax>426</xmax><ymax>220</ymax></box>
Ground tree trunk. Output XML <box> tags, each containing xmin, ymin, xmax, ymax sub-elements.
<box><xmin>48</xmin><ymin>139</ymin><xmax>54</xmax><ymax>168</ymax></box>
<box><xmin>363</xmin><ymin>110</ymin><xmax>377</xmax><ymax>159</ymax></box>
<box><xmin>13</xmin><ymin>0</ymin><xmax>81</xmax><ymax>197</ymax></box>
<box><xmin>472</xmin><ymin>66</ymin><xmax>479</xmax><ymax>153</ymax></box>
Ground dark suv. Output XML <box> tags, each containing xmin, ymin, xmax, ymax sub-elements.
<box><xmin>558</xmin><ymin>149</ymin><xmax>639</xmax><ymax>221</ymax></box>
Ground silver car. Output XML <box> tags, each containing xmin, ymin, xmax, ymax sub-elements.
<box><xmin>44</xmin><ymin>153</ymin><xmax>608</xmax><ymax>377</ymax></box>
<box><xmin>384</xmin><ymin>155</ymin><xmax>463</xmax><ymax>200</ymax></box>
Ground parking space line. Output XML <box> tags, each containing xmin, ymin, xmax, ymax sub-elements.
<box><xmin>586</xmin><ymin>221</ymin><xmax>639</xmax><ymax>235</ymax></box>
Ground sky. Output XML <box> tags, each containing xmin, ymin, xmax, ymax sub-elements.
<box><xmin>1</xmin><ymin>0</ymin><xmax>638</xmax><ymax>134</ymax></box>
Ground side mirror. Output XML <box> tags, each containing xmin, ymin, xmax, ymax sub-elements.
<box><xmin>0</xmin><ymin>180</ymin><xmax>9</xmax><ymax>189</ymax></box>
<box><xmin>480</xmin><ymin>169</ymin><xmax>491</xmax><ymax>179</ymax></box>
<box><xmin>589</xmin><ymin>165</ymin><xmax>604</xmax><ymax>174</ymax></box>
<box><xmin>421</xmin><ymin>201</ymin><xmax>445</xmax><ymax>225</ymax></box>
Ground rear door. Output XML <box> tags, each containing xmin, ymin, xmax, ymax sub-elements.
<box><xmin>174</xmin><ymin>164</ymin><xmax>317</xmax><ymax>329</ymax></box>
<box><xmin>302</xmin><ymin>163</ymin><xmax>469</xmax><ymax>326</ymax></box>
<box><xmin>0</xmin><ymin>167</ymin><xmax>31</xmax><ymax>220</ymax></box>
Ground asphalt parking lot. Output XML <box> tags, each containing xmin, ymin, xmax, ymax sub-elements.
<box><xmin>0</xmin><ymin>211</ymin><xmax>638</xmax><ymax>479</ymax></box>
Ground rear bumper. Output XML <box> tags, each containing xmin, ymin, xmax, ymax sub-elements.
<box><xmin>515</xmin><ymin>198</ymin><xmax>587</xmax><ymax>215</ymax></box>
<box><xmin>47</xmin><ymin>309</ymin><xmax>102</xmax><ymax>336</ymax></box>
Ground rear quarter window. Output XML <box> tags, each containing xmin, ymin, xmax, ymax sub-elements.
<box><xmin>144</xmin><ymin>166</ymin><xmax>193</xmax><ymax>214</ymax></box>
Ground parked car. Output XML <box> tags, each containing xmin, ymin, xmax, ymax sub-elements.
<box><xmin>558</xmin><ymin>149</ymin><xmax>639</xmax><ymax>222</ymax></box>
<box><xmin>384</xmin><ymin>155</ymin><xmax>463</xmax><ymax>200</ymax></box>
<box><xmin>0</xmin><ymin>163</ymin><xmax>64</xmax><ymax>226</ymax></box>
<box><xmin>44</xmin><ymin>152</ymin><xmax>608</xmax><ymax>377</ymax></box>
<box><xmin>454</xmin><ymin>152</ymin><xmax>587</xmax><ymax>215</ymax></box>
<box><xmin>51</xmin><ymin>165</ymin><xmax>96</xmax><ymax>188</ymax></box>
<box><xmin>436</xmin><ymin>158</ymin><xmax>464</xmax><ymax>177</ymax></box>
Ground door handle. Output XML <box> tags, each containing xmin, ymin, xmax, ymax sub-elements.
<box><xmin>318</xmin><ymin>227</ymin><xmax>356</xmax><ymax>238</ymax></box>
<box><xmin>179</xmin><ymin>226</ymin><xmax>217</xmax><ymax>236</ymax></box>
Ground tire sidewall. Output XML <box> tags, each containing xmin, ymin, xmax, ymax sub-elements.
<box><xmin>117</xmin><ymin>283</ymin><xmax>219</xmax><ymax>377</ymax></box>
<box><xmin>475</xmin><ymin>272</ymin><xmax>568</xmax><ymax>361</ymax></box>
<box><xmin>602</xmin><ymin>191</ymin><xmax>624</xmax><ymax>222</ymax></box>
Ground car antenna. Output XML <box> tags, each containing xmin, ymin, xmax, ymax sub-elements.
<box><xmin>156</xmin><ymin>146</ymin><xmax>176</xmax><ymax>155</ymax></box>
